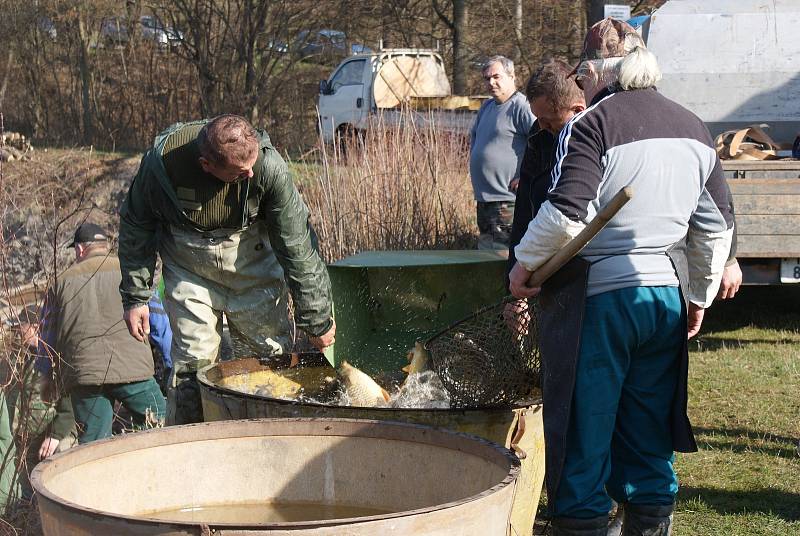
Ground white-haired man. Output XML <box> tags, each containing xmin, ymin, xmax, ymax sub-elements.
<box><xmin>509</xmin><ymin>19</ymin><xmax>734</xmax><ymax>536</ymax></box>
<box><xmin>469</xmin><ymin>55</ymin><xmax>534</xmax><ymax>250</ymax></box>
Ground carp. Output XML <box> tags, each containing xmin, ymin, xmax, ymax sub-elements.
<box><xmin>402</xmin><ymin>341</ymin><xmax>430</xmax><ymax>379</ymax></box>
<box><xmin>338</xmin><ymin>361</ymin><xmax>391</xmax><ymax>407</ymax></box>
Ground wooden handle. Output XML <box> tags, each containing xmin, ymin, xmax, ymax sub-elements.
<box><xmin>527</xmin><ymin>186</ymin><xmax>634</xmax><ymax>287</ymax></box>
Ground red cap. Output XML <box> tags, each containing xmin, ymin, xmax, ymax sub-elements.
<box><xmin>570</xmin><ymin>17</ymin><xmax>644</xmax><ymax>76</ymax></box>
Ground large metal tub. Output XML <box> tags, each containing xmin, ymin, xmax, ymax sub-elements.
<box><xmin>32</xmin><ymin>418</ymin><xmax>519</xmax><ymax>535</ymax></box>
<box><xmin>198</xmin><ymin>358</ymin><xmax>545</xmax><ymax>536</ymax></box>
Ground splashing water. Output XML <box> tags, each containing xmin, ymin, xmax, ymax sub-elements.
<box><xmin>250</xmin><ymin>370</ymin><xmax>450</xmax><ymax>409</ymax></box>
<box><xmin>389</xmin><ymin>371</ymin><xmax>450</xmax><ymax>409</ymax></box>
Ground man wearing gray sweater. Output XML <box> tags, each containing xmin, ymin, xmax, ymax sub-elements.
<box><xmin>469</xmin><ymin>55</ymin><xmax>535</xmax><ymax>250</ymax></box>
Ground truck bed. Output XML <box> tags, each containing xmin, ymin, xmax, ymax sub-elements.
<box><xmin>723</xmin><ymin>160</ymin><xmax>800</xmax><ymax>284</ymax></box>
<box><xmin>405</xmin><ymin>95</ymin><xmax>487</xmax><ymax>112</ymax></box>
<box><xmin>372</xmin><ymin>107</ymin><xmax>477</xmax><ymax>137</ymax></box>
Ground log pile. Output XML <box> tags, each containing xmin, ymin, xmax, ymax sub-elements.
<box><xmin>1</xmin><ymin>132</ymin><xmax>33</xmax><ymax>162</ymax></box>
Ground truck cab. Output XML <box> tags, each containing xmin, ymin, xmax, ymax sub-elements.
<box><xmin>317</xmin><ymin>54</ymin><xmax>375</xmax><ymax>141</ymax></box>
<box><xmin>317</xmin><ymin>50</ymin><xmax>466</xmax><ymax>143</ymax></box>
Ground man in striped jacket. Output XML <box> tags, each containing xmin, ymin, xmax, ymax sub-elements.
<box><xmin>509</xmin><ymin>19</ymin><xmax>734</xmax><ymax>536</ymax></box>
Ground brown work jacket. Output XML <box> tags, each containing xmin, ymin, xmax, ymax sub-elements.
<box><xmin>43</xmin><ymin>251</ymin><xmax>154</xmax><ymax>389</ymax></box>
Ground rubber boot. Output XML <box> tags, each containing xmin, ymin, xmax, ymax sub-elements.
<box><xmin>607</xmin><ymin>503</ymin><xmax>623</xmax><ymax>536</ymax></box>
<box><xmin>166</xmin><ymin>371</ymin><xmax>204</xmax><ymax>425</ymax></box>
<box><xmin>621</xmin><ymin>503</ymin><xmax>674</xmax><ymax>536</ymax></box>
<box><xmin>551</xmin><ymin>515</ymin><xmax>609</xmax><ymax>536</ymax></box>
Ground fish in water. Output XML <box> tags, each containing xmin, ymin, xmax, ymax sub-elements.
<box><xmin>337</xmin><ymin>361</ymin><xmax>391</xmax><ymax>407</ymax></box>
<box><xmin>402</xmin><ymin>341</ymin><xmax>430</xmax><ymax>376</ymax></box>
<box><xmin>401</xmin><ymin>341</ymin><xmax>431</xmax><ymax>389</ymax></box>
<box><xmin>391</xmin><ymin>371</ymin><xmax>450</xmax><ymax>409</ymax></box>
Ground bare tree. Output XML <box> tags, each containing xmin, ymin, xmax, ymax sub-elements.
<box><xmin>161</xmin><ymin>0</ymin><xmax>322</xmax><ymax>122</ymax></box>
<box><xmin>0</xmin><ymin>0</ymin><xmax>593</xmax><ymax>151</ymax></box>
<box><xmin>433</xmin><ymin>0</ymin><xmax>469</xmax><ymax>95</ymax></box>
<box><xmin>513</xmin><ymin>0</ymin><xmax>523</xmax><ymax>63</ymax></box>
<box><xmin>74</xmin><ymin>8</ymin><xmax>95</xmax><ymax>144</ymax></box>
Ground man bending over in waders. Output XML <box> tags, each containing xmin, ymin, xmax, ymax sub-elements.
<box><xmin>118</xmin><ymin>114</ymin><xmax>336</xmax><ymax>425</ymax></box>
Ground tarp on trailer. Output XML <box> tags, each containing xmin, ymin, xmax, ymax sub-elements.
<box><xmin>374</xmin><ymin>54</ymin><xmax>452</xmax><ymax>109</ymax></box>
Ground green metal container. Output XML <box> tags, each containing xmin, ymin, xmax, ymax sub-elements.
<box><xmin>327</xmin><ymin>250</ymin><xmax>508</xmax><ymax>375</ymax></box>
<box><xmin>196</xmin><ymin>250</ymin><xmax>544</xmax><ymax>534</ymax></box>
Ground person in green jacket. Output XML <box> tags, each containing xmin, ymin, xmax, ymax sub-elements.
<box><xmin>9</xmin><ymin>306</ymin><xmax>77</xmax><ymax>500</ymax></box>
<box><xmin>0</xmin><ymin>351</ymin><xmax>20</xmax><ymax>515</ymax></box>
<box><xmin>0</xmin><ymin>306</ymin><xmax>77</xmax><ymax>513</ymax></box>
<box><xmin>118</xmin><ymin>115</ymin><xmax>336</xmax><ymax>425</ymax></box>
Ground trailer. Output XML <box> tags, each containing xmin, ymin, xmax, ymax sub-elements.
<box><xmin>644</xmin><ymin>0</ymin><xmax>800</xmax><ymax>284</ymax></box>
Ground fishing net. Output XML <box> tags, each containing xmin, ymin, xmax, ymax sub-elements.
<box><xmin>425</xmin><ymin>296</ymin><xmax>540</xmax><ymax>408</ymax></box>
<box><xmin>424</xmin><ymin>187</ymin><xmax>633</xmax><ymax>408</ymax></box>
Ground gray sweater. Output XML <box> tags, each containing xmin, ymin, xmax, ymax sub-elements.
<box><xmin>469</xmin><ymin>92</ymin><xmax>535</xmax><ymax>202</ymax></box>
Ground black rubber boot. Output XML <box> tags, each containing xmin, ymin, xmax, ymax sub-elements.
<box><xmin>168</xmin><ymin>372</ymin><xmax>204</xmax><ymax>425</ymax></box>
<box><xmin>551</xmin><ymin>515</ymin><xmax>610</xmax><ymax>535</ymax></box>
<box><xmin>607</xmin><ymin>503</ymin><xmax>624</xmax><ymax>536</ymax></box>
<box><xmin>621</xmin><ymin>503</ymin><xmax>674</xmax><ymax>536</ymax></box>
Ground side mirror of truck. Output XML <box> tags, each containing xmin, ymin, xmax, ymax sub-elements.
<box><xmin>319</xmin><ymin>80</ymin><xmax>331</xmax><ymax>95</ymax></box>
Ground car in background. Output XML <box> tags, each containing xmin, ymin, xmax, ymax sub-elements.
<box><xmin>37</xmin><ymin>17</ymin><xmax>58</xmax><ymax>40</ymax></box>
<box><xmin>100</xmin><ymin>17</ymin><xmax>129</xmax><ymax>45</ymax></box>
<box><xmin>140</xmin><ymin>15</ymin><xmax>184</xmax><ymax>47</ymax></box>
<box><xmin>100</xmin><ymin>15</ymin><xmax>183</xmax><ymax>48</ymax></box>
<box><xmin>267</xmin><ymin>38</ymin><xmax>289</xmax><ymax>54</ymax></box>
<box><xmin>293</xmin><ymin>30</ymin><xmax>371</xmax><ymax>61</ymax></box>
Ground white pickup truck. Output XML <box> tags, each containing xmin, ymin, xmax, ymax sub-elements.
<box><xmin>644</xmin><ymin>0</ymin><xmax>800</xmax><ymax>285</ymax></box>
<box><xmin>317</xmin><ymin>49</ymin><xmax>486</xmax><ymax>143</ymax></box>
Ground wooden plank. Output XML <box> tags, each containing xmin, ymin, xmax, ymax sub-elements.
<box><xmin>731</xmin><ymin>194</ymin><xmax>800</xmax><ymax>215</ymax></box>
<box><xmin>728</xmin><ymin>178</ymin><xmax>800</xmax><ymax>194</ymax></box>
<box><xmin>722</xmin><ymin>160</ymin><xmax>800</xmax><ymax>172</ymax></box>
<box><xmin>736</xmin><ymin>235</ymin><xmax>800</xmax><ymax>258</ymax></box>
<box><xmin>737</xmin><ymin>215</ymin><xmax>800</xmax><ymax>235</ymax></box>
<box><xmin>731</xmin><ymin>180</ymin><xmax>800</xmax><ymax>257</ymax></box>
<box><xmin>735</xmin><ymin>235</ymin><xmax>800</xmax><ymax>258</ymax></box>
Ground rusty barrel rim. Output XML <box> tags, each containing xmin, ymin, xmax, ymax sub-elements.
<box><xmin>32</xmin><ymin>417</ymin><xmax>521</xmax><ymax>529</ymax></box>
<box><xmin>196</xmin><ymin>357</ymin><xmax>540</xmax><ymax>413</ymax></box>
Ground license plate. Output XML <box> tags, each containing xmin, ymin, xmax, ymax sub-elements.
<box><xmin>780</xmin><ymin>258</ymin><xmax>800</xmax><ymax>283</ymax></box>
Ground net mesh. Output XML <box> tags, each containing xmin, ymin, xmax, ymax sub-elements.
<box><xmin>425</xmin><ymin>297</ymin><xmax>540</xmax><ymax>408</ymax></box>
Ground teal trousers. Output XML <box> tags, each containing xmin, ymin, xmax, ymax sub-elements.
<box><xmin>71</xmin><ymin>378</ymin><xmax>165</xmax><ymax>444</ymax></box>
<box><xmin>552</xmin><ymin>286</ymin><xmax>683</xmax><ymax>518</ymax></box>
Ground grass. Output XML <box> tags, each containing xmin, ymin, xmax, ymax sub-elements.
<box><xmin>672</xmin><ymin>285</ymin><xmax>800</xmax><ymax>535</ymax></box>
